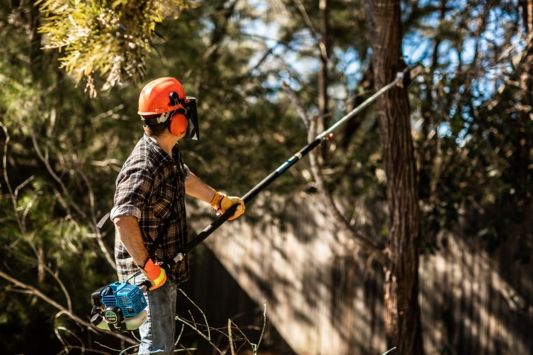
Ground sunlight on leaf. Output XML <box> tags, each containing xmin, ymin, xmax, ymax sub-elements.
<box><xmin>37</xmin><ymin>0</ymin><xmax>193</xmax><ymax>96</ymax></box>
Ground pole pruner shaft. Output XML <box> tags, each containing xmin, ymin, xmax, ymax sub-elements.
<box><xmin>174</xmin><ymin>66</ymin><xmax>421</xmax><ymax>263</ymax></box>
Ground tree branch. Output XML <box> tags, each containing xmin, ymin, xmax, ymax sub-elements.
<box><xmin>1</xmin><ymin>123</ymin><xmax>26</xmax><ymax>234</ymax></box>
<box><xmin>0</xmin><ymin>269</ymin><xmax>136</xmax><ymax>345</ymax></box>
<box><xmin>78</xmin><ymin>169</ymin><xmax>116</xmax><ymax>268</ymax></box>
<box><xmin>30</xmin><ymin>132</ymin><xmax>115</xmax><ymax>269</ymax></box>
<box><xmin>280</xmin><ymin>83</ymin><xmax>385</xmax><ymax>263</ymax></box>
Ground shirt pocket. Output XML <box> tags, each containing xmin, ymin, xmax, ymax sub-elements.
<box><xmin>152</xmin><ymin>182</ymin><xmax>175</xmax><ymax>220</ymax></box>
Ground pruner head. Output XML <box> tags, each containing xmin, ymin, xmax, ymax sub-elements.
<box><xmin>398</xmin><ymin>64</ymin><xmax>425</xmax><ymax>88</ymax></box>
<box><xmin>174</xmin><ymin>253</ymin><xmax>185</xmax><ymax>263</ymax></box>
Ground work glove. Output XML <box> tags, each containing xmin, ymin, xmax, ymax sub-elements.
<box><xmin>210</xmin><ymin>191</ymin><xmax>245</xmax><ymax>221</ymax></box>
<box><xmin>142</xmin><ymin>258</ymin><xmax>167</xmax><ymax>291</ymax></box>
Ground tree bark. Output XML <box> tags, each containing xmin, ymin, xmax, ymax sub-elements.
<box><xmin>364</xmin><ymin>0</ymin><xmax>424</xmax><ymax>354</ymax></box>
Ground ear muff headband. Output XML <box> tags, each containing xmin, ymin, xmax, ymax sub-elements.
<box><xmin>169</xmin><ymin>111</ymin><xmax>188</xmax><ymax>137</ymax></box>
<box><xmin>167</xmin><ymin>91</ymin><xmax>188</xmax><ymax>137</ymax></box>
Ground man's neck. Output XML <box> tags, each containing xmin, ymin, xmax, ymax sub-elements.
<box><xmin>148</xmin><ymin>133</ymin><xmax>178</xmax><ymax>156</ymax></box>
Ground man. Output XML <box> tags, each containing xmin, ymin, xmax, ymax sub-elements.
<box><xmin>110</xmin><ymin>77</ymin><xmax>245</xmax><ymax>354</ymax></box>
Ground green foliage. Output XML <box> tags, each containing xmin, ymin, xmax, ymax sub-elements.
<box><xmin>0</xmin><ymin>0</ymin><xmax>531</xmax><ymax>352</ymax></box>
<box><xmin>38</xmin><ymin>0</ymin><xmax>192</xmax><ymax>96</ymax></box>
<box><xmin>406</xmin><ymin>1</ymin><xmax>532</xmax><ymax>252</ymax></box>
<box><xmin>0</xmin><ymin>2</ymin><xmax>132</xmax><ymax>352</ymax></box>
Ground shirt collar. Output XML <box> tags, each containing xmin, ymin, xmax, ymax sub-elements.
<box><xmin>142</xmin><ymin>134</ymin><xmax>180</xmax><ymax>162</ymax></box>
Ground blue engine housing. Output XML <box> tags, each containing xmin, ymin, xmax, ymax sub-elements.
<box><xmin>100</xmin><ymin>282</ymin><xmax>147</xmax><ymax>318</ymax></box>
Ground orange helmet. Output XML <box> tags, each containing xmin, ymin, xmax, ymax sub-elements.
<box><xmin>138</xmin><ymin>77</ymin><xmax>200</xmax><ymax>140</ymax></box>
<box><xmin>138</xmin><ymin>77</ymin><xmax>186</xmax><ymax>115</ymax></box>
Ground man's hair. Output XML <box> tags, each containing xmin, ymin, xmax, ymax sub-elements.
<box><xmin>142</xmin><ymin>114</ymin><xmax>168</xmax><ymax>137</ymax></box>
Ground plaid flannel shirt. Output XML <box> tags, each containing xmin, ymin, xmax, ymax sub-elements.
<box><xmin>111</xmin><ymin>134</ymin><xmax>190</xmax><ymax>283</ymax></box>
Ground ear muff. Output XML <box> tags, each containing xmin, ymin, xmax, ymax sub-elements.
<box><xmin>169</xmin><ymin>111</ymin><xmax>188</xmax><ymax>137</ymax></box>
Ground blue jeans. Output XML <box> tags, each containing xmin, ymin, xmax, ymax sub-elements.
<box><xmin>138</xmin><ymin>281</ymin><xmax>178</xmax><ymax>354</ymax></box>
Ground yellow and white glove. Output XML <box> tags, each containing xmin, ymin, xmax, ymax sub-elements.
<box><xmin>210</xmin><ymin>191</ymin><xmax>245</xmax><ymax>221</ymax></box>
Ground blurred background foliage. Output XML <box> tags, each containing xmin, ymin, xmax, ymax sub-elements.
<box><xmin>0</xmin><ymin>0</ymin><xmax>531</xmax><ymax>353</ymax></box>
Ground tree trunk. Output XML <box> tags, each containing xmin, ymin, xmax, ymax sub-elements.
<box><xmin>364</xmin><ymin>1</ymin><xmax>424</xmax><ymax>354</ymax></box>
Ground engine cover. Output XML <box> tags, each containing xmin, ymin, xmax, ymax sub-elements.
<box><xmin>91</xmin><ymin>282</ymin><xmax>148</xmax><ymax>331</ymax></box>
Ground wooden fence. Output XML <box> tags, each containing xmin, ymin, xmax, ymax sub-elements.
<box><xmin>186</xmin><ymin>193</ymin><xmax>532</xmax><ymax>354</ymax></box>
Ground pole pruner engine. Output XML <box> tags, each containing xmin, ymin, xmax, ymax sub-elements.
<box><xmin>90</xmin><ymin>281</ymin><xmax>149</xmax><ymax>332</ymax></box>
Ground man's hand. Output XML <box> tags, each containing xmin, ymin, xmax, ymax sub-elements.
<box><xmin>143</xmin><ymin>258</ymin><xmax>167</xmax><ymax>291</ymax></box>
<box><xmin>210</xmin><ymin>192</ymin><xmax>245</xmax><ymax>221</ymax></box>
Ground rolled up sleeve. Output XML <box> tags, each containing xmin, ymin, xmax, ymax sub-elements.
<box><xmin>110</xmin><ymin>166</ymin><xmax>153</xmax><ymax>222</ymax></box>
<box><xmin>110</xmin><ymin>204</ymin><xmax>142</xmax><ymax>221</ymax></box>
